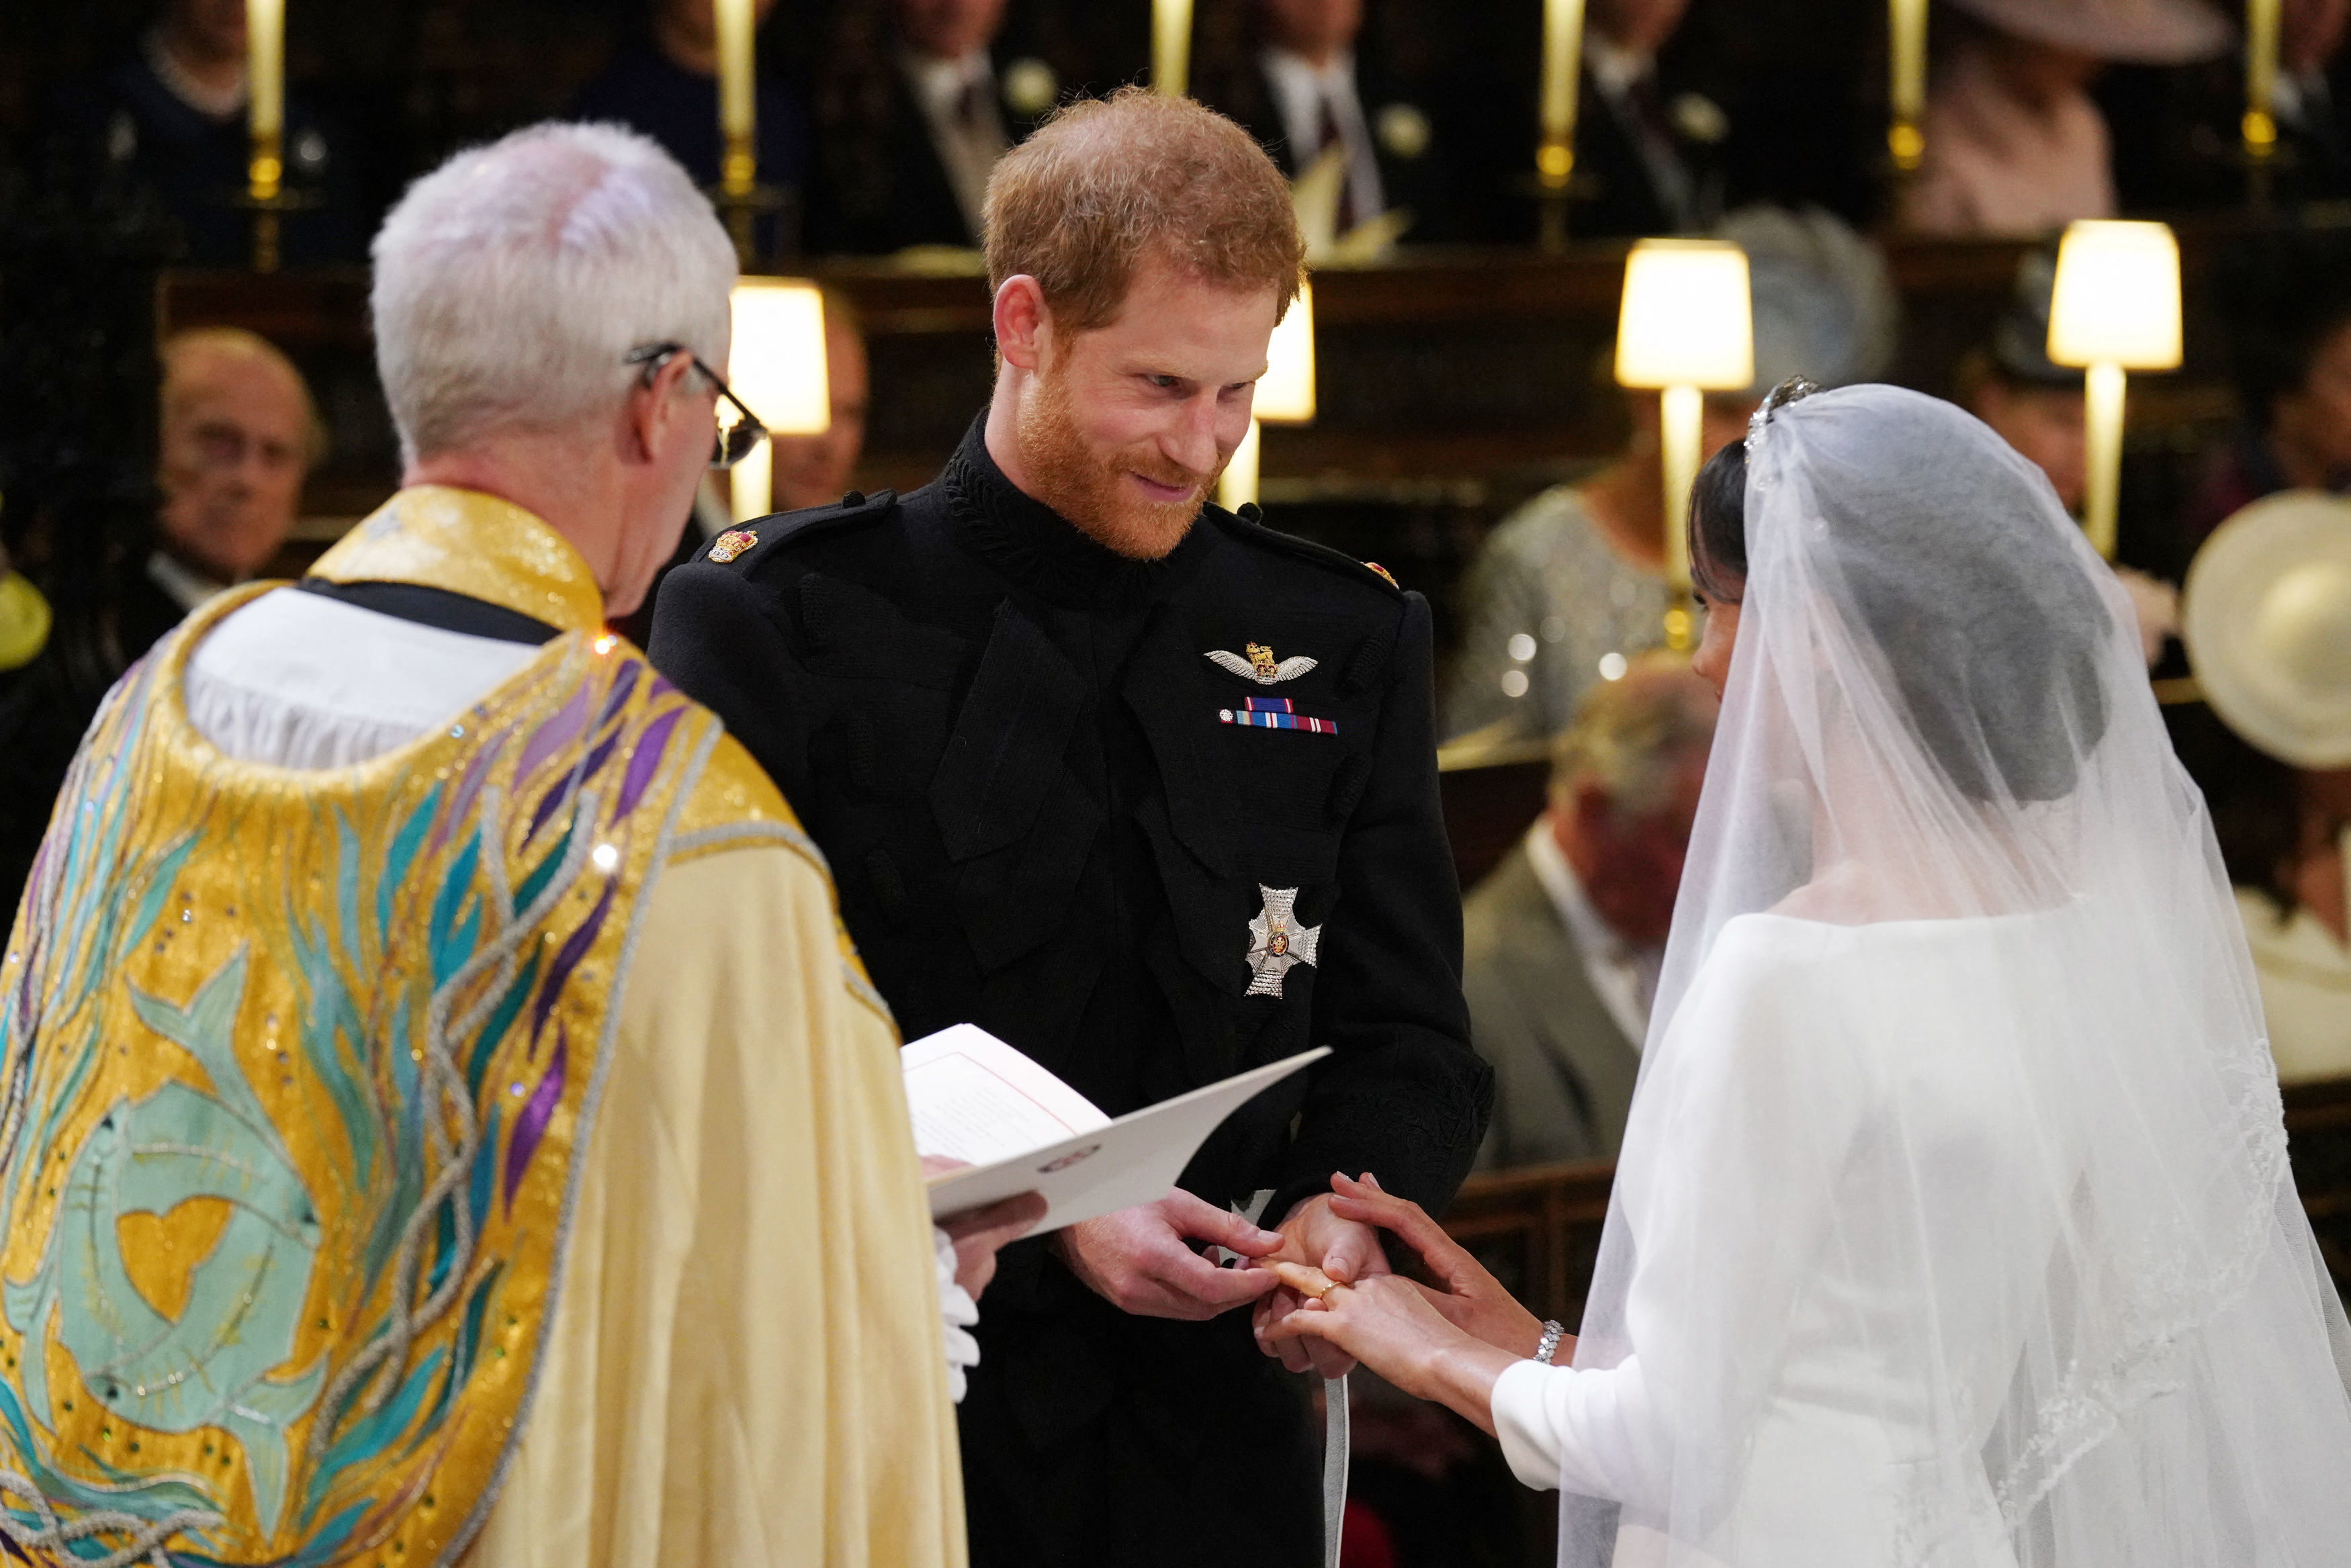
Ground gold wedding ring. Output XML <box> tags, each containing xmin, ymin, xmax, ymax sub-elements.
<box><xmin>1270</xmin><ymin>1260</ymin><xmax>1345</xmax><ymax>1299</ymax></box>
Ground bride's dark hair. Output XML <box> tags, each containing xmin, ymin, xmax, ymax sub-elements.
<box><xmin>1687</xmin><ymin>387</ymin><xmax>2113</xmax><ymax>804</ymax></box>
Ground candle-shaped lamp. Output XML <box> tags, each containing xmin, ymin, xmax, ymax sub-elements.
<box><xmin>2047</xmin><ymin>220</ymin><xmax>2181</xmax><ymax>561</ymax></box>
<box><xmin>1614</xmin><ymin>239</ymin><xmax>1753</xmax><ymax>652</ymax></box>
<box><xmin>247</xmin><ymin>0</ymin><xmax>285</xmax><ymax>202</ymax></box>
<box><xmin>1218</xmin><ymin>281</ymin><xmax>1316</xmax><ymax>512</ymax></box>
<box><xmin>1889</xmin><ymin>0</ymin><xmax>1927</xmax><ymax>171</ymax></box>
<box><xmin>727</xmin><ymin>279</ymin><xmax>831</xmax><ymax>522</ymax></box>
<box><xmin>715</xmin><ymin>0</ymin><xmax>757</xmax><ymax>197</ymax></box>
<box><xmin>2246</xmin><ymin>0</ymin><xmax>2282</xmax><ymax>158</ymax></box>
<box><xmin>1538</xmin><ymin>0</ymin><xmax>1587</xmax><ymax>193</ymax></box>
<box><xmin>1153</xmin><ymin>0</ymin><xmax>1194</xmax><ymax>97</ymax></box>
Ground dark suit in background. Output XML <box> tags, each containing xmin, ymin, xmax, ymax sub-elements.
<box><xmin>804</xmin><ymin>17</ymin><xmax>1054</xmax><ymax>253</ymax></box>
<box><xmin>1196</xmin><ymin>41</ymin><xmax>1465</xmax><ymax>244</ymax></box>
<box><xmin>1463</xmin><ymin>838</ymin><xmax>1642</xmax><ymax>1170</ymax></box>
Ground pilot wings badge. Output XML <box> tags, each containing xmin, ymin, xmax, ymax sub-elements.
<box><xmin>1206</xmin><ymin>641</ymin><xmax>1317</xmax><ymax>685</ymax></box>
<box><xmin>1245</xmin><ymin>885</ymin><xmax>1321</xmax><ymax>999</ymax></box>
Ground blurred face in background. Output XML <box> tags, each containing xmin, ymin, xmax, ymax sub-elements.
<box><xmin>2285</xmin><ymin>0</ymin><xmax>2351</xmax><ymax>72</ymax></box>
<box><xmin>894</xmin><ymin>0</ymin><xmax>1009</xmax><ymax>60</ymax></box>
<box><xmin>1588</xmin><ymin>0</ymin><xmax>1691</xmax><ymax>54</ymax></box>
<box><xmin>770</xmin><ymin>312</ymin><xmax>871</xmax><ymax>511</ymax></box>
<box><xmin>1556</xmin><ymin>745</ymin><xmax>1710</xmax><ymax>948</ymax></box>
<box><xmin>157</xmin><ymin>338</ymin><xmax>314</xmax><ymax>582</ymax></box>
<box><xmin>1259</xmin><ymin>0</ymin><xmax>1362</xmax><ymax>63</ymax></box>
<box><xmin>1971</xmin><ymin>377</ymin><xmax>2088</xmax><ymax>512</ymax></box>
<box><xmin>2272</xmin><ymin>319</ymin><xmax>2351</xmax><ymax>482</ymax></box>
<box><xmin>163</xmin><ymin>0</ymin><xmax>246</xmax><ymax>62</ymax></box>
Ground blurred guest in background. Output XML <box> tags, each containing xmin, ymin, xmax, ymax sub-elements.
<box><xmin>120</xmin><ymin>327</ymin><xmax>320</xmax><ymax>660</ymax></box>
<box><xmin>1900</xmin><ymin>0</ymin><xmax>2231</xmax><ymax>238</ymax></box>
<box><xmin>771</xmin><ymin>288</ymin><xmax>874</xmax><ymax>509</ymax></box>
<box><xmin>1568</xmin><ymin>0</ymin><xmax>1724</xmax><ymax>238</ymax></box>
<box><xmin>2176</xmin><ymin>495</ymin><xmax>2351</xmax><ymax>1082</ymax></box>
<box><xmin>806</xmin><ymin>0</ymin><xmax>1055</xmax><ymax>254</ymax></box>
<box><xmin>2185</xmin><ymin>251</ymin><xmax>2351</xmax><ymax>547</ymax></box>
<box><xmin>1444</xmin><ymin>206</ymin><xmax>1894</xmax><ymax>743</ymax></box>
<box><xmin>1956</xmin><ymin>246</ymin><xmax>2180</xmax><ymax>664</ymax></box>
<box><xmin>1194</xmin><ymin>0</ymin><xmax>1459</xmax><ymax>244</ymax></box>
<box><xmin>571</xmin><ymin>0</ymin><xmax>811</xmax><ymax>259</ymax></box>
<box><xmin>1955</xmin><ymin>249</ymin><xmax>2086</xmax><ymax>512</ymax></box>
<box><xmin>2107</xmin><ymin>0</ymin><xmax>2351</xmax><ymax>212</ymax></box>
<box><xmin>1468</xmin><ymin>654</ymin><xmax>1716</xmax><ymax>1170</ymax></box>
<box><xmin>54</xmin><ymin>0</ymin><xmax>363</xmax><ymax>264</ymax></box>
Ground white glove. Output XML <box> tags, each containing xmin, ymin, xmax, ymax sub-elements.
<box><xmin>934</xmin><ymin>1226</ymin><xmax>981</xmax><ymax>1403</ymax></box>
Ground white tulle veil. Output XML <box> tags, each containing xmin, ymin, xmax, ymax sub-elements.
<box><xmin>1558</xmin><ymin>385</ymin><xmax>2351</xmax><ymax>1567</ymax></box>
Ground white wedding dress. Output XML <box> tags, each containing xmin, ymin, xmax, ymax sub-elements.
<box><xmin>1534</xmin><ymin>387</ymin><xmax>2351</xmax><ymax>1568</ymax></box>
<box><xmin>1496</xmin><ymin>909</ymin><xmax>2093</xmax><ymax>1567</ymax></box>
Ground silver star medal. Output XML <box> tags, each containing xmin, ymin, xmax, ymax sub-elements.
<box><xmin>1245</xmin><ymin>885</ymin><xmax>1321</xmax><ymax>998</ymax></box>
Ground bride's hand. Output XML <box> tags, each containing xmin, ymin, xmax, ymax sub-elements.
<box><xmin>1326</xmin><ymin>1172</ymin><xmax>1550</xmax><ymax>1361</ymax></box>
<box><xmin>1256</xmin><ymin>1271</ymin><xmax>1521</xmax><ymax>1434</ymax></box>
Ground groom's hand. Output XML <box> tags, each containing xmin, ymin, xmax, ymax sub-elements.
<box><xmin>1253</xmin><ymin>1189</ymin><xmax>1392</xmax><ymax>1377</ymax></box>
<box><xmin>1054</xmin><ymin>1191</ymin><xmax>1286</xmax><ymax>1319</ymax></box>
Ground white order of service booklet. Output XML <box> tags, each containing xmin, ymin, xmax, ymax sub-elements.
<box><xmin>904</xmin><ymin>1023</ymin><xmax>1329</xmax><ymax>1232</ymax></box>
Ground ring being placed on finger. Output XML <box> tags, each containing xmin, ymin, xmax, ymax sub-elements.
<box><xmin>1269</xmin><ymin>1260</ymin><xmax>1344</xmax><ymax>1299</ymax></box>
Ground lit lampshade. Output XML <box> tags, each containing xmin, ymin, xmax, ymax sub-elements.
<box><xmin>727</xmin><ymin>277</ymin><xmax>831</xmax><ymax>522</ymax></box>
<box><xmin>1256</xmin><ymin>281</ymin><xmax>1317</xmax><ymax>425</ymax></box>
<box><xmin>2047</xmin><ymin>220</ymin><xmax>2182</xmax><ymax>371</ymax></box>
<box><xmin>1614</xmin><ymin>240</ymin><xmax>1754</xmax><ymax>392</ymax></box>
<box><xmin>1615</xmin><ymin>239</ymin><xmax>1752</xmax><ymax>651</ymax></box>
<box><xmin>2047</xmin><ymin>220</ymin><xmax>2181</xmax><ymax>559</ymax></box>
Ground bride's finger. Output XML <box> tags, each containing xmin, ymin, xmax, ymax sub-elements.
<box><xmin>1256</xmin><ymin>1303</ymin><xmax>1340</xmax><ymax>1343</ymax></box>
<box><xmin>1327</xmin><ymin>1191</ymin><xmax>1475</xmax><ymax>1275</ymax></box>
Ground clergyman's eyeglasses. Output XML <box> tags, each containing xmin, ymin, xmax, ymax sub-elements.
<box><xmin>624</xmin><ymin>343</ymin><xmax>768</xmax><ymax>470</ymax></box>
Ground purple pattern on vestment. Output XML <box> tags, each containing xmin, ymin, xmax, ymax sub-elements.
<box><xmin>528</xmin><ymin>876</ymin><xmax>613</xmax><ymax>1048</ymax></box>
<box><xmin>431</xmin><ymin>729</ymin><xmax>510</xmax><ymax>854</ymax></box>
<box><xmin>515</xmin><ymin>682</ymin><xmax>590</xmax><ymax>788</ymax></box>
<box><xmin>594</xmin><ymin>660</ymin><xmax>642</xmax><ymax>729</ymax></box>
<box><xmin>647</xmin><ymin>675</ymin><xmax>676</xmax><ymax>702</ymax></box>
<box><xmin>523</xmin><ymin>726</ymin><xmax>622</xmax><ymax>847</ymax></box>
<box><xmin>613</xmin><ymin>707</ymin><xmax>682</xmax><ymax>822</ymax></box>
<box><xmin>503</xmin><ymin>1025</ymin><xmax>567</xmax><ymax>1213</ymax></box>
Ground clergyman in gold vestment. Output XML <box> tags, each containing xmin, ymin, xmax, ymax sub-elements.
<box><xmin>0</xmin><ymin>124</ymin><xmax>1026</xmax><ymax>1567</ymax></box>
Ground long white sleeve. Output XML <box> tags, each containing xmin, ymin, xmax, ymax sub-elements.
<box><xmin>1491</xmin><ymin>1356</ymin><xmax>1663</xmax><ymax>1499</ymax></box>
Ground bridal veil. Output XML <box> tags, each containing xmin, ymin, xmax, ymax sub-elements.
<box><xmin>1558</xmin><ymin>385</ymin><xmax>2351</xmax><ymax>1566</ymax></box>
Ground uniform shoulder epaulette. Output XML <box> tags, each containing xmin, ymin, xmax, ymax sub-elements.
<box><xmin>695</xmin><ymin>488</ymin><xmax>899</xmax><ymax>575</ymax></box>
<box><xmin>1213</xmin><ymin>501</ymin><xmax>1405</xmax><ymax>599</ymax></box>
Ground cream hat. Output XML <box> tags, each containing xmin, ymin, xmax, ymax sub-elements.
<box><xmin>2183</xmin><ymin>491</ymin><xmax>2351</xmax><ymax>768</ymax></box>
<box><xmin>1947</xmin><ymin>0</ymin><xmax>2232</xmax><ymax>64</ymax></box>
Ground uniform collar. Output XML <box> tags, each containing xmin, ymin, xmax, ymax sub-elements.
<box><xmin>942</xmin><ymin>417</ymin><xmax>1206</xmax><ymax>610</ymax></box>
<box><xmin>309</xmin><ymin>486</ymin><xmax>606</xmax><ymax>636</ymax></box>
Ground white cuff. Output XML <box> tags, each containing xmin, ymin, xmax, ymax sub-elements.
<box><xmin>1493</xmin><ymin>1358</ymin><xmax>1568</xmax><ymax>1491</ymax></box>
<box><xmin>933</xmin><ymin>1226</ymin><xmax>980</xmax><ymax>1403</ymax></box>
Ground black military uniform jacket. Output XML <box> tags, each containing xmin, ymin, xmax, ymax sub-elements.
<box><xmin>648</xmin><ymin>420</ymin><xmax>1491</xmax><ymax>1567</ymax></box>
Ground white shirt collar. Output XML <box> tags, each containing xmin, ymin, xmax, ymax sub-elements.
<box><xmin>1257</xmin><ymin>46</ymin><xmax>1384</xmax><ymax>233</ymax></box>
<box><xmin>148</xmin><ymin>549</ymin><xmax>230</xmax><ymax>615</ymax></box>
<box><xmin>903</xmin><ymin>48</ymin><xmax>994</xmax><ymax>118</ymax></box>
<box><xmin>1522</xmin><ymin>815</ymin><xmax>1662</xmax><ymax>1050</ymax></box>
<box><xmin>1583</xmin><ymin>32</ymin><xmax>1653</xmax><ymax>101</ymax></box>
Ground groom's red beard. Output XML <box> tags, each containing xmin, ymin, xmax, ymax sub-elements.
<box><xmin>1016</xmin><ymin>360</ymin><xmax>1219</xmax><ymax>561</ymax></box>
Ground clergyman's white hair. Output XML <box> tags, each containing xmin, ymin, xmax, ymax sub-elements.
<box><xmin>371</xmin><ymin>121</ymin><xmax>736</xmax><ymax>464</ymax></box>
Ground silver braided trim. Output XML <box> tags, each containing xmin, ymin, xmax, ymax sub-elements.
<box><xmin>0</xmin><ymin>1468</ymin><xmax>216</xmax><ymax>1568</ymax></box>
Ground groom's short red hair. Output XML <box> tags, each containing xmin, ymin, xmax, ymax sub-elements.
<box><xmin>982</xmin><ymin>86</ymin><xmax>1306</xmax><ymax>334</ymax></box>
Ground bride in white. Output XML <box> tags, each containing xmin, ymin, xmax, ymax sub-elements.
<box><xmin>1262</xmin><ymin>383</ymin><xmax>2351</xmax><ymax>1566</ymax></box>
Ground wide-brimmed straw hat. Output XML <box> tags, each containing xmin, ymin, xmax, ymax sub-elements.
<box><xmin>2183</xmin><ymin>491</ymin><xmax>2351</xmax><ymax>768</ymax></box>
<box><xmin>1947</xmin><ymin>0</ymin><xmax>2232</xmax><ymax>64</ymax></box>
